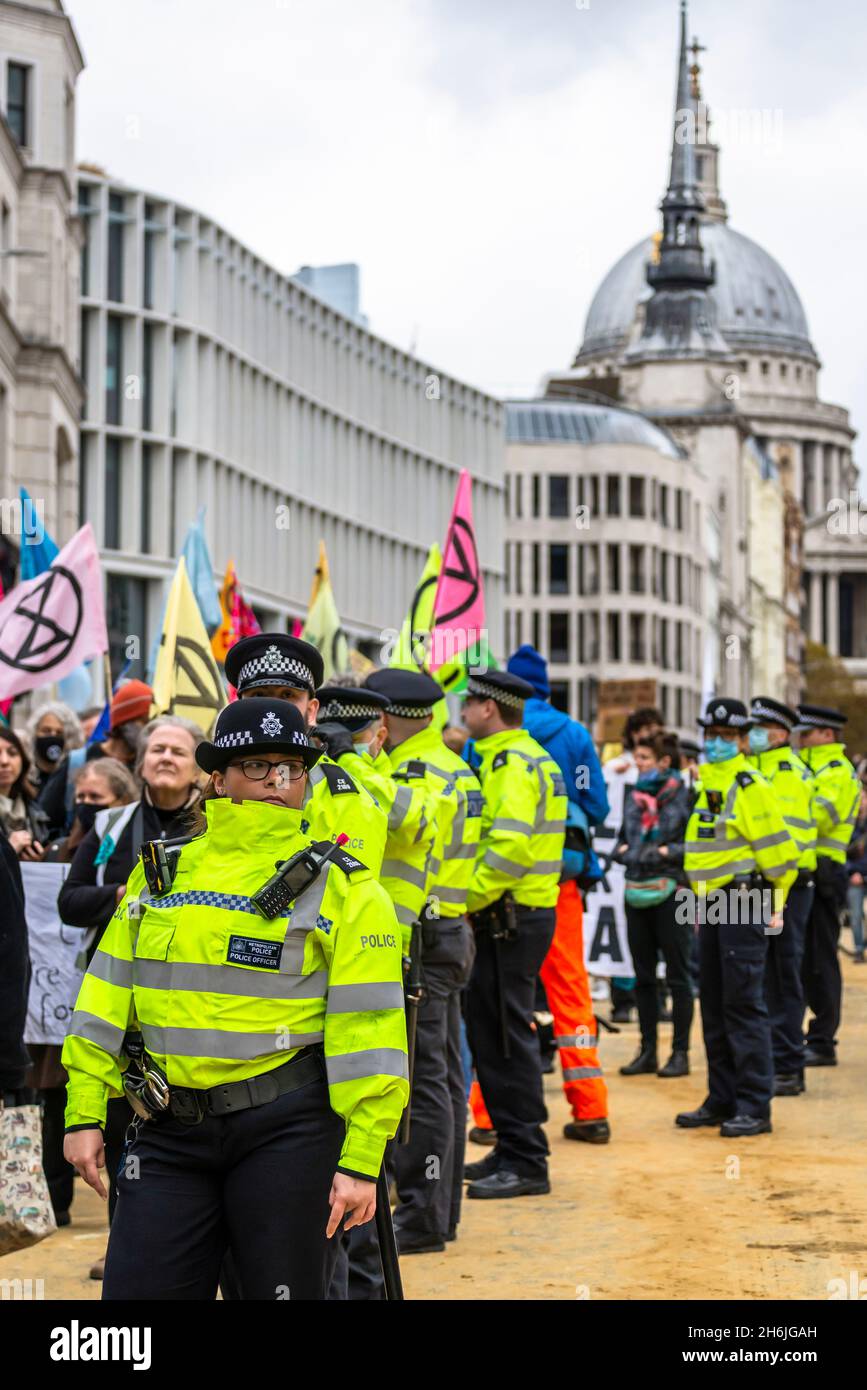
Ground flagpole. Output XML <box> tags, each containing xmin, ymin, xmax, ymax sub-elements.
<box><xmin>103</xmin><ymin>650</ymin><xmax>113</xmax><ymax>704</ymax></box>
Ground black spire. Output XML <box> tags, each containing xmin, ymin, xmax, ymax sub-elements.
<box><xmin>627</xmin><ymin>0</ymin><xmax>730</xmax><ymax>359</ymax></box>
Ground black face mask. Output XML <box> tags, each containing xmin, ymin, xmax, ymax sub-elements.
<box><xmin>36</xmin><ymin>735</ymin><xmax>65</xmax><ymax>764</ymax></box>
<box><xmin>74</xmin><ymin>801</ymin><xmax>107</xmax><ymax>832</ymax></box>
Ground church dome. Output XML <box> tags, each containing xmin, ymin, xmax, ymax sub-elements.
<box><xmin>578</xmin><ymin>221</ymin><xmax>816</xmax><ymax>364</ymax></box>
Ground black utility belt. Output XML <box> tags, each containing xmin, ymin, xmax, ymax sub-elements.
<box><xmin>729</xmin><ymin>873</ymin><xmax>774</xmax><ymax>892</ymax></box>
<box><xmin>794</xmin><ymin>870</ymin><xmax>815</xmax><ymax>889</ymax></box>
<box><xmin>421</xmin><ymin>918</ymin><xmax>464</xmax><ymax>949</ymax></box>
<box><xmin>161</xmin><ymin>1046</ymin><xmax>323</xmax><ymax>1127</ymax></box>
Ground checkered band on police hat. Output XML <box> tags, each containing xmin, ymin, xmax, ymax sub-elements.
<box><xmin>386</xmin><ymin>703</ymin><xmax>437</xmax><ymax>718</ymax></box>
<box><xmin>214</xmin><ymin>730</ymin><xmax>256</xmax><ymax>750</ymax></box>
<box><xmin>319</xmin><ymin>699</ymin><xmax>387</xmax><ymax>722</ymax></box>
<box><xmin>466</xmin><ymin>676</ymin><xmax>526</xmax><ymax>709</ymax></box>
<box><xmin>795</xmin><ymin>704</ymin><xmax>847</xmax><ymax>731</ymax></box>
<box><xmin>237</xmin><ymin>645</ymin><xmax>314</xmax><ymax>692</ymax></box>
<box><xmin>750</xmin><ymin>698</ymin><xmax>797</xmax><ymax>731</ymax></box>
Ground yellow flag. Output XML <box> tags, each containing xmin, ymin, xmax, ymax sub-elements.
<box><xmin>390</xmin><ymin>544</ymin><xmax>441</xmax><ymax>670</ymax></box>
<box><xmin>301</xmin><ymin>542</ymin><xmax>348</xmax><ymax>682</ymax></box>
<box><xmin>151</xmin><ymin>557</ymin><xmax>227</xmax><ymax>734</ymax></box>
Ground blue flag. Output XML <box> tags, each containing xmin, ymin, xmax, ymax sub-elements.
<box><xmin>18</xmin><ymin>487</ymin><xmax>59</xmax><ymax>580</ymax></box>
<box><xmin>182</xmin><ymin>507</ymin><xmax>221</xmax><ymax>631</ymax></box>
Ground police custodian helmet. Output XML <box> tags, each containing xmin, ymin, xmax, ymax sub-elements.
<box><xmin>196</xmin><ymin>698</ymin><xmax>322</xmax><ymax>774</ymax></box>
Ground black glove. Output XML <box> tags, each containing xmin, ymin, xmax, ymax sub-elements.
<box><xmin>313</xmin><ymin>721</ymin><xmax>356</xmax><ymax>760</ymax></box>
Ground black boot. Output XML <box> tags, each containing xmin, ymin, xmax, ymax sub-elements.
<box><xmin>619</xmin><ymin>1045</ymin><xmax>658</xmax><ymax>1076</ymax></box>
<box><xmin>658</xmin><ymin>1050</ymin><xmax>689</xmax><ymax>1078</ymax></box>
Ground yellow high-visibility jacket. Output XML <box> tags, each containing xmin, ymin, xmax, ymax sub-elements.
<box><xmin>337</xmin><ymin>748</ymin><xmax>436</xmax><ymax>944</ymax></box>
<box><xmin>747</xmin><ymin>745</ymin><xmax>817</xmax><ymax>871</ymax></box>
<box><xmin>800</xmin><ymin>743</ymin><xmax>861</xmax><ymax>865</ymax></box>
<box><xmin>62</xmin><ymin>797</ymin><xmax>408</xmax><ymax>1180</ymax></box>
<box><xmin>302</xmin><ymin>754</ymin><xmax>388</xmax><ymax>874</ymax></box>
<box><xmin>388</xmin><ymin>725</ymin><xmax>483</xmax><ymax>921</ymax></box>
<box><xmin>684</xmin><ymin>754</ymin><xmax>798</xmax><ymax>904</ymax></box>
<box><xmin>467</xmin><ymin>728</ymin><xmax>567</xmax><ymax>913</ymax></box>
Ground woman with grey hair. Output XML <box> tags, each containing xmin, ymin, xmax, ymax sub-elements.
<box><xmin>25</xmin><ymin>700</ymin><xmax>84</xmax><ymax>796</ymax></box>
<box><xmin>57</xmin><ymin>715</ymin><xmax>205</xmax><ymax>1274</ymax></box>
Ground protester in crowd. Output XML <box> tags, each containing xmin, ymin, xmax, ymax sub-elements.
<box><xmin>77</xmin><ymin>706</ymin><xmax>105</xmax><ymax>743</ymax></box>
<box><xmin>38</xmin><ymin>679</ymin><xmax>153</xmax><ymax>839</ymax></box>
<box><xmin>26</xmin><ymin>756</ymin><xmax>140</xmax><ymax>1230</ymax></box>
<box><xmin>25</xmin><ymin>702</ymin><xmax>84</xmax><ymax>797</ymax></box>
<box><xmin>57</xmin><ymin>715</ymin><xmax>203</xmax><ymax>1277</ymax></box>
<box><xmin>614</xmin><ymin>733</ymin><xmax>694</xmax><ymax>1078</ymax></box>
<box><xmin>54</xmin><ymin>758</ymin><xmax>140</xmax><ymax>864</ymax></box>
<box><xmin>0</xmin><ymin>724</ymin><xmax>50</xmax><ymax>859</ymax></box>
<box><xmin>845</xmin><ymin>788</ymin><xmax>867</xmax><ymax>964</ymax></box>
<box><xmin>0</xmin><ymin>829</ymin><xmax>30</xmax><ymax>1096</ymax></box>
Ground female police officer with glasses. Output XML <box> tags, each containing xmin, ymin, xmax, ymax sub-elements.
<box><xmin>62</xmin><ymin>698</ymin><xmax>408</xmax><ymax>1300</ymax></box>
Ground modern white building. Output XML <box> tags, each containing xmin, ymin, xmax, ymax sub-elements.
<box><xmin>0</xmin><ymin>0</ymin><xmax>83</xmax><ymax>590</ymax></box>
<box><xmin>76</xmin><ymin>169</ymin><xmax>504</xmax><ymax>678</ymax></box>
<box><xmin>504</xmin><ymin>397</ymin><xmax>705</xmax><ymax>733</ymax></box>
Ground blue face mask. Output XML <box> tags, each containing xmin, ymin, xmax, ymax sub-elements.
<box><xmin>704</xmin><ymin>736</ymin><xmax>739</xmax><ymax>764</ymax></box>
<box><xmin>748</xmin><ymin>726</ymin><xmax>770</xmax><ymax>754</ymax></box>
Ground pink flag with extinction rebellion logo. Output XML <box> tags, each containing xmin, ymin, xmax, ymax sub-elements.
<box><xmin>429</xmin><ymin>469</ymin><xmax>486</xmax><ymax>672</ymax></box>
<box><xmin>0</xmin><ymin>523</ymin><xmax>108</xmax><ymax>700</ymax></box>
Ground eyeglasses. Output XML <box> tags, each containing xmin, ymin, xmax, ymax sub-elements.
<box><xmin>228</xmin><ymin>758</ymin><xmax>307</xmax><ymax>782</ymax></box>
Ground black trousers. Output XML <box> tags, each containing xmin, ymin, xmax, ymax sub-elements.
<box><xmin>103</xmin><ymin>1065</ymin><xmax>344</xmax><ymax>1300</ymax></box>
<box><xmin>465</xmin><ymin>906</ymin><xmax>556</xmax><ymax>1178</ymax></box>
<box><xmin>802</xmin><ymin>863</ymin><xmax>846</xmax><ymax>1054</ymax></box>
<box><xmin>40</xmin><ymin>1088</ymin><xmax>74</xmax><ymax>1217</ymax></box>
<box><xmin>698</xmin><ymin>894</ymin><xmax>773</xmax><ymax>1120</ymax></box>
<box><xmin>393</xmin><ymin>920</ymin><xmax>474</xmax><ymax>1239</ymax></box>
<box><xmin>625</xmin><ymin>893</ymin><xmax>694</xmax><ymax>1053</ymax></box>
<box><xmin>765</xmin><ymin>883</ymin><xmax>812</xmax><ymax>1075</ymax></box>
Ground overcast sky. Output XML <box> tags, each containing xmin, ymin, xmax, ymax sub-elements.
<box><xmin>69</xmin><ymin>0</ymin><xmax>867</xmax><ymax>462</ymax></box>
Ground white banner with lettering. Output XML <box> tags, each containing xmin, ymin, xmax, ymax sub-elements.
<box><xmin>22</xmin><ymin>862</ymin><xmax>83</xmax><ymax>1047</ymax></box>
<box><xmin>583</xmin><ymin>755</ymin><xmax>636</xmax><ymax>978</ymax></box>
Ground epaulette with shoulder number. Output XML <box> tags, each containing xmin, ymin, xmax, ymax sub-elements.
<box><xmin>492</xmin><ymin>751</ymin><xmax>510</xmax><ymax>771</ymax></box>
<box><xmin>312</xmin><ymin>841</ymin><xmax>368</xmax><ymax>875</ymax></box>
<box><xmin>827</xmin><ymin>760</ymin><xmax>843</xmax><ymax>769</ymax></box>
<box><xmin>778</xmin><ymin>760</ymin><xmax>792</xmax><ymax>771</ymax></box>
<box><xmin>735</xmin><ymin>770</ymin><xmax>755</xmax><ymax>790</ymax></box>
<box><xmin>319</xmin><ymin>762</ymin><xmax>359</xmax><ymax>796</ymax></box>
<box><xmin>397</xmin><ymin>760</ymin><xmax>427</xmax><ymax>780</ymax></box>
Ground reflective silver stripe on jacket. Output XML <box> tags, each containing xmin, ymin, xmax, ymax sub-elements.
<box><xmin>326</xmin><ymin>1047</ymin><xmax>409</xmax><ymax>1085</ymax></box>
<box><xmin>132</xmin><ymin>960</ymin><xmax>329</xmax><ymax>999</ymax></box>
<box><xmin>483</xmin><ymin>850</ymin><xmax>561</xmax><ymax>878</ymax></box>
<box><xmin>381</xmin><ymin>859</ymin><xmax>427</xmax><ymax>889</ymax></box>
<box><xmin>68</xmin><ymin>1010</ymin><xmax>127</xmax><ymax>1053</ymax></box>
<box><xmin>140</xmin><ymin>1023</ymin><xmax>324</xmax><ymax>1059</ymax></box>
<box><xmin>326</xmin><ymin>982</ymin><xmax>405</xmax><ymax>1014</ymax></box>
<box><xmin>87</xmin><ymin>953</ymin><xmax>134</xmax><ymax>990</ymax></box>
<box><xmin>687</xmin><ymin>858</ymin><xmax>757</xmax><ymax>881</ymax></box>
<box><xmin>387</xmin><ymin>784</ymin><xmax>415</xmax><ymax>831</ymax></box>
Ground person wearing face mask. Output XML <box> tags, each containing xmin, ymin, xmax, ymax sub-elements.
<box><xmin>746</xmin><ymin>698</ymin><xmax>817</xmax><ymax>1098</ymax></box>
<box><xmin>794</xmin><ymin>704</ymin><xmax>861</xmax><ymax>1068</ymax></box>
<box><xmin>62</xmin><ymin>698</ymin><xmax>408</xmax><ymax>1301</ymax></box>
<box><xmin>56</xmin><ymin>759</ymin><xmax>140</xmax><ymax>864</ymax></box>
<box><xmin>225</xmin><ymin>634</ymin><xmax>387</xmax><ymax>874</ymax></box>
<box><xmin>0</xmin><ymin>724</ymin><xmax>50</xmax><ymax>858</ymax></box>
<box><xmin>25</xmin><ymin>702</ymin><xmax>84</xmax><ymax>797</ymax></box>
<box><xmin>678</xmin><ymin>699</ymin><xmax>798</xmax><ymax>1138</ymax></box>
<box><xmin>614</xmin><ymin>733</ymin><xmax>694</xmax><ymax>1079</ymax></box>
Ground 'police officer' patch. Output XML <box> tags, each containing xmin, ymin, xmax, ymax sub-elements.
<box><xmin>227</xmin><ymin>935</ymin><xmax>283</xmax><ymax>970</ymax></box>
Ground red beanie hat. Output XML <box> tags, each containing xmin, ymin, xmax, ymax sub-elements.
<box><xmin>109</xmin><ymin>679</ymin><xmax>154</xmax><ymax>730</ymax></box>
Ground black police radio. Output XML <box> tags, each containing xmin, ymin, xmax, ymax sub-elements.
<box><xmin>251</xmin><ymin>834</ymin><xmax>350</xmax><ymax>919</ymax></box>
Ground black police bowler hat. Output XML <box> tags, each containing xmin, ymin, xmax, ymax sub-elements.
<box><xmin>316</xmin><ymin>684</ymin><xmax>391</xmax><ymax>733</ymax></box>
<box><xmin>364</xmin><ymin>669</ymin><xmax>443</xmax><ymax>717</ymax></box>
<box><xmin>224</xmin><ymin>634</ymin><xmax>324</xmax><ymax>696</ymax></box>
<box><xmin>697</xmin><ymin>697</ymin><xmax>754</xmax><ymax>730</ymax></box>
<box><xmin>196</xmin><ymin>698</ymin><xmax>322</xmax><ymax>775</ymax></box>
<box><xmin>795</xmin><ymin>703</ymin><xmax>847</xmax><ymax>733</ymax></box>
<box><xmin>750</xmin><ymin>696</ymin><xmax>798</xmax><ymax>732</ymax></box>
<box><xmin>464</xmin><ymin>670</ymin><xmax>535</xmax><ymax>709</ymax></box>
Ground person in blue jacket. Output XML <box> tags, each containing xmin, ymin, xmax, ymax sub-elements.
<box><xmin>504</xmin><ymin>646</ymin><xmax>612</xmax><ymax>1143</ymax></box>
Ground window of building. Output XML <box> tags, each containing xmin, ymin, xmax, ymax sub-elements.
<box><xmin>6</xmin><ymin>63</ymin><xmax>30</xmax><ymax>147</ymax></box>
<box><xmin>549</xmin><ymin>612</ymin><xmax>569</xmax><ymax>664</ymax></box>
<box><xmin>607</xmin><ymin>543</ymin><xmax>620</xmax><ymax>593</ymax></box>
<box><xmin>607</xmin><ymin>611</ymin><xmax>621</xmax><ymax>662</ymax></box>
<box><xmin>532</xmin><ymin>611</ymin><xmax>541</xmax><ymax>651</ymax></box>
<box><xmin>629</xmin><ymin>544</ymin><xmax>645</xmax><ymax>594</ymax></box>
<box><xmin>674</xmin><ymin>622</ymin><xmax>683</xmax><ymax>669</ymax></box>
<box><xmin>629</xmin><ymin>476</ymin><xmax>645</xmax><ymax>517</ymax></box>
<box><xmin>106</xmin><ymin>315</ymin><xmax>123</xmax><ymax>425</ymax></box>
<box><xmin>549</xmin><ymin>475</ymin><xmax>569</xmax><ymax>518</ymax></box>
<box><xmin>514</xmin><ymin>474</ymin><xmax>523</xmax><ymax>517</ymax></box>
<box><xmin>531</xmin><ymin>542</ymin><xmax>541</xmax><ymax>596</ymax></box>
<box><xmin>795</xmin><ymin>365</ymin><xmax>802</xmax><ymax>382</ymax></box>
<box><xmin>659</xmin><ymin>483</ymin><xmax>669</xmax><ymax>526</ymax></box>
<box><xmin>660</xmin><ymin>551</ymin><xmax>669</xmax><ymax>602</ymax></box>
<box><xmin>675</xmin><ymin>687</ymin><xmax>683</xmax><ymax>727</ymax></box>
<box><xmin>514</xmin><ymin>541</ymin><xmax>523</xmax><ymax>596</ymax></box>
<box><xmin>760</xmin><ymin>361</ymin><xmax>770</xmax><ymax>377</ymax></box>
<box><xmin>549</xmin><ymin>544</ymin><xmax>568</xmax><ymax>594</ymax></box>
<box><xmin>780</xmin><ymin>362</ymin><xmax>788</xmax><ymax>379</ymax></box>
<box><xmin>585</xmin><ymin>543</ymin><xmax>600</xmax><ymax>595</ymax></box>
<box><xmin>577</xmin><ymin>611</ymin><xmax>585</xmax><ymax>664</ymax></box>
<box><xmin>660</xmin><ymin>618</ymin><xmax>669</xmax><ymax>669</ymax></box>
<box><xmin>505</xmin><ymin>475</ymin><xmax>511</xmax><ymax>521</ymax></box>
<box><xmin>674</xmin><ymin>489</ymin><xmax>683</xmax><ymax>531</ymax></box>
<box><xmin>141</xmin><ymin>444</ymin><xmax>152</xmax><ymax>553</ymax></box>
<box><xmin>588</xmin><ymin>475</ymin><xmax>599</xmax><ymax>516</ymax></box>
<box><xmin>78</xmin><ymin>185</ymin><xmax>92</xmax><ymax>297</ymax></box>
<box><xmin>629</xmin><ymin>612</ymin><xmax>645</xmax><ymax>663</ymax></box>
<box><xmin>107</xmin><ymin>574</ymin><xmax>147</xmax><ymax>680</ymax></box>
<box><xmin>107</xmin><ymin>193</ymin><xmax>125</xmax><ymax>303</ymax></box>
<box><xmin>143</xmin><ymin>201</ymin><xmax>157</xmax><ymax>310</ymax></box>
<box><xmin>606</xmin><ymin>475</ymin><xmax>621</xmax><ymax>516</ymax></box>
<box><xmin>78</xmin><ymin>433</ymin><xmax>90</xmax><ymax>529</ymax></box>
<box><xmin>104</xmin><ymin>436</ymin><xmax>121</xmax><ymax>549</ymax></box>
<box><xmin>142</xmin><ymin>321</ymin><xmax>154</xmax><ymax>431</ymax></box>
<box><xmin>586</xmin><ymin>611</ymin><xmax>599</xmax><ymax>663</ymax></box>
<box><xmin>532</xmin><ymin>475</ymin><xmax>541</xmax><ymax>518</ymax></box>
<box><xmin>675</xmin><ymin>555</ymin><xmax>683</xmax><ymax>605</ymax></box>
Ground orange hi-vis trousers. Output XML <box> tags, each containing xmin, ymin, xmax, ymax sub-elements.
<box><xmin>469</xmin><ymin>880</ymin><xmax>608</xmax><ymax>1129</ymax></box>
